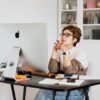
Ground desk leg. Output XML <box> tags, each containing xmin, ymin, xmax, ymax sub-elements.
<box><xmin>65</xmin><ymin>91</ymin><xmax>70</xmax><ymax>100</ymax></box>
<box><xmin>23</xmin><ymin>86</ymin><xmax>26</xmax><ymax>100</ymax></box>
<box><xmin>53</xmin><ymin>90</ymin><xmax>56</xmax><ymax>100</ymax></box>
<box><xmin>10</xmin><ymin>84</ymin><xmax>16</xmax><ymax>100</ymax></box>
<box><xmin>83</xmin><ymin>87</ymin><xmax>89</xmax><ymax>100</ymax></box>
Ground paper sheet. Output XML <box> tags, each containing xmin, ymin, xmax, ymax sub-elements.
<box><xmin>39</xmin><ymin>78</ymin><xmax>60</xmax><ymax>85</ymax></box>
<box><xmin>79</xmin><ymin>75</ymin><xmax>100</xmax><ymax>80</ymax></box>
<box><xmin>39</xmin><ymin>78</ymin><xmax>84</xmax><ymax>86</ymax></box>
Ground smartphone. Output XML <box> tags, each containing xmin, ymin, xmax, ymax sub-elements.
<box><xmin>65</xmin><ymin>74</ymin><xmax>79</xmax><ymax>79</ymax></box>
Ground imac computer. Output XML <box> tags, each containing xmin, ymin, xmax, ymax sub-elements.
<box><xmin>0</xmin><ymin>23</ymin><xmax>48</xmax><ymax>76</ymax></box>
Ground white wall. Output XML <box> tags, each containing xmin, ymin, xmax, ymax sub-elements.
<box><xmin>81</xmin><ymin>40</ymin><xmax>100</xmax><ymax>100</ymax></box>
<box><xmin>0</xmin><ymin>0</ymin><xmax>57</xmax><ymax>100</ymax></box>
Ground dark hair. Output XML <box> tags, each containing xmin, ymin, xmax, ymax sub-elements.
<box><xmin>62</xmin><ymin>25</ymin><xmax>82</xmax><ymax>46</ymax></box>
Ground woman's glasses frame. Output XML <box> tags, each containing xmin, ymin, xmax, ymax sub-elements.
<box><xmin>60</xmin><ymin>33</ymin><xmax>73</xmax><ymax>38</ymax></box>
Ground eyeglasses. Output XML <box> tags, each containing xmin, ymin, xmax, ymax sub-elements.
<box><xmin>61</xmin><ymin>33</ymin><xmax>73</xmax><ymax>38</ymax></box>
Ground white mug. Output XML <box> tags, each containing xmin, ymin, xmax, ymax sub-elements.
<box><xmin>63</xmin><ymin>3</ymin><xmax>70</xmax><ymax>10</ymax></box>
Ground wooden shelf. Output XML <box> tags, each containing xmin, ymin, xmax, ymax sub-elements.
<box><xmin>61</xmin><ymin>24</ymin><xmax>77</xmax><ymax>27</ymax></box>
<box><xmin>84</xmin><ymin>8</ymin><xmax>100</xmax><ymax>11</ymax></box>
<box><xmin>83</xmin><ymin>24</ymin><xmax>100</xmax><ymax>27</ymax></box>
<box><xmin>62</xmin><ymin>9</ymin><xmax>77</xmax><ymax>12</ymax></box>
<box><xmin>82</xmin><ymin>40</ymin><xmax>100</xmax><ymax>42</ymax></box>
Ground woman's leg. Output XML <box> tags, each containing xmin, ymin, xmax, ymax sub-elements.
<box><xmin>34</xmin><ymin>89</ymin><xmax>53</xmax><ymax>100</ymax></box>
<box><xmin>34</xmin><ymin>89</ymin><xmax>84</xmax><ymax>100</ymax></box>
<box><xmin>55</xmin><ymin>90</ymin><xmax>84</xmax><ymax>100</ymax></box>
<box><xmin>68</xmin><ymin>90</ymin><xmax>84</xmax><ymax>100</ymax></box>
<box><xmin>55</xmin><ymin>91</ymin><xmax>67</xmax><ymax>100</ymax></box>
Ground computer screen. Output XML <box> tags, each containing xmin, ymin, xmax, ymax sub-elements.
<box><xmin>0</xmin><ymin>23</ymin><xmax>48</xmax><ymax>72</ymax></box>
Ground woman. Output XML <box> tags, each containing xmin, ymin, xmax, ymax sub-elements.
<box><xmin>35</xmin><ymin>25</ymin><xmax>88</xmax><ymax>100</ymax></box>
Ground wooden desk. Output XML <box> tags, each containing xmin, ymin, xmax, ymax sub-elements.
<box><xmin>0</xmin><ymin>75</ymin><xmax>100</xmax><ymax>100</ymax></box>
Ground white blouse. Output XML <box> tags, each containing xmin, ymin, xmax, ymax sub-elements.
<box><xmin>57</xmin><ymin>47</ymin><xmax>88</xmax><ymax>69</ymax></box>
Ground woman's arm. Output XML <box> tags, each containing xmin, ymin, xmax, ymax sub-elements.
<box><xmin>63</xmin><ymin>59</ymin><xmax>87</xmax><ymax>75</ymax></box>
<box><xmin>48</xmin><ymin>40</ymin><xmax>62</xmax><ymax>73</ymax></box>
<box><xmin>48</xmin><ymin>58</ymin><xmax>60</xmax><ymax>73</ymax></box>
<box><xmin>63</xmin><ymin>50</ymin><xmax>88</xmax><ymax>75</ymax></box>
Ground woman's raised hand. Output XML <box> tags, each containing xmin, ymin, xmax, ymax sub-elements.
<box><xmin>54</xmin><ymin>37</ymin><xmax>62</xmax><ymax>50</ymax></box>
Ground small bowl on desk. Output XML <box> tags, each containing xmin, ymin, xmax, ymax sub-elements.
<box><xmin>55</xmin><ymin>74</ymin><xmax>65</xmax><ymax>79</ymax></box>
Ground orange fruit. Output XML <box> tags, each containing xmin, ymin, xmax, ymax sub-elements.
<box><xmin>16</xmin><ymin>75</ymin><xmax>27</xmax><ymax>79</ymax></box>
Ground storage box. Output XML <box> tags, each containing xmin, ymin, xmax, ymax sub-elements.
<box><xmin>86</xmin><ymin>0</ymin><xmax>97</xmax><ymax>8</ymax></box>
<box><xmin>92</xmin><ymin>30</ymin><xmax>100</xmax><ymax>39</ymax></box>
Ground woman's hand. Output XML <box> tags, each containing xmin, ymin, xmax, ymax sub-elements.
<box><xmin>51</xmin><ymin>37</ymin><xmax>62</xmax><ymax>59</ymax></box>
<box><xmin>54</xmin><ymin>39</ymin><xmax>62</xmax><ymax>50</ymax></box>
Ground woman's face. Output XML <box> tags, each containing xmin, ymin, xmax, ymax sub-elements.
<box><xmin>61</xmin><ymin>29</ymin><xmax>76</xmax><ymax>46</ymax></box>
